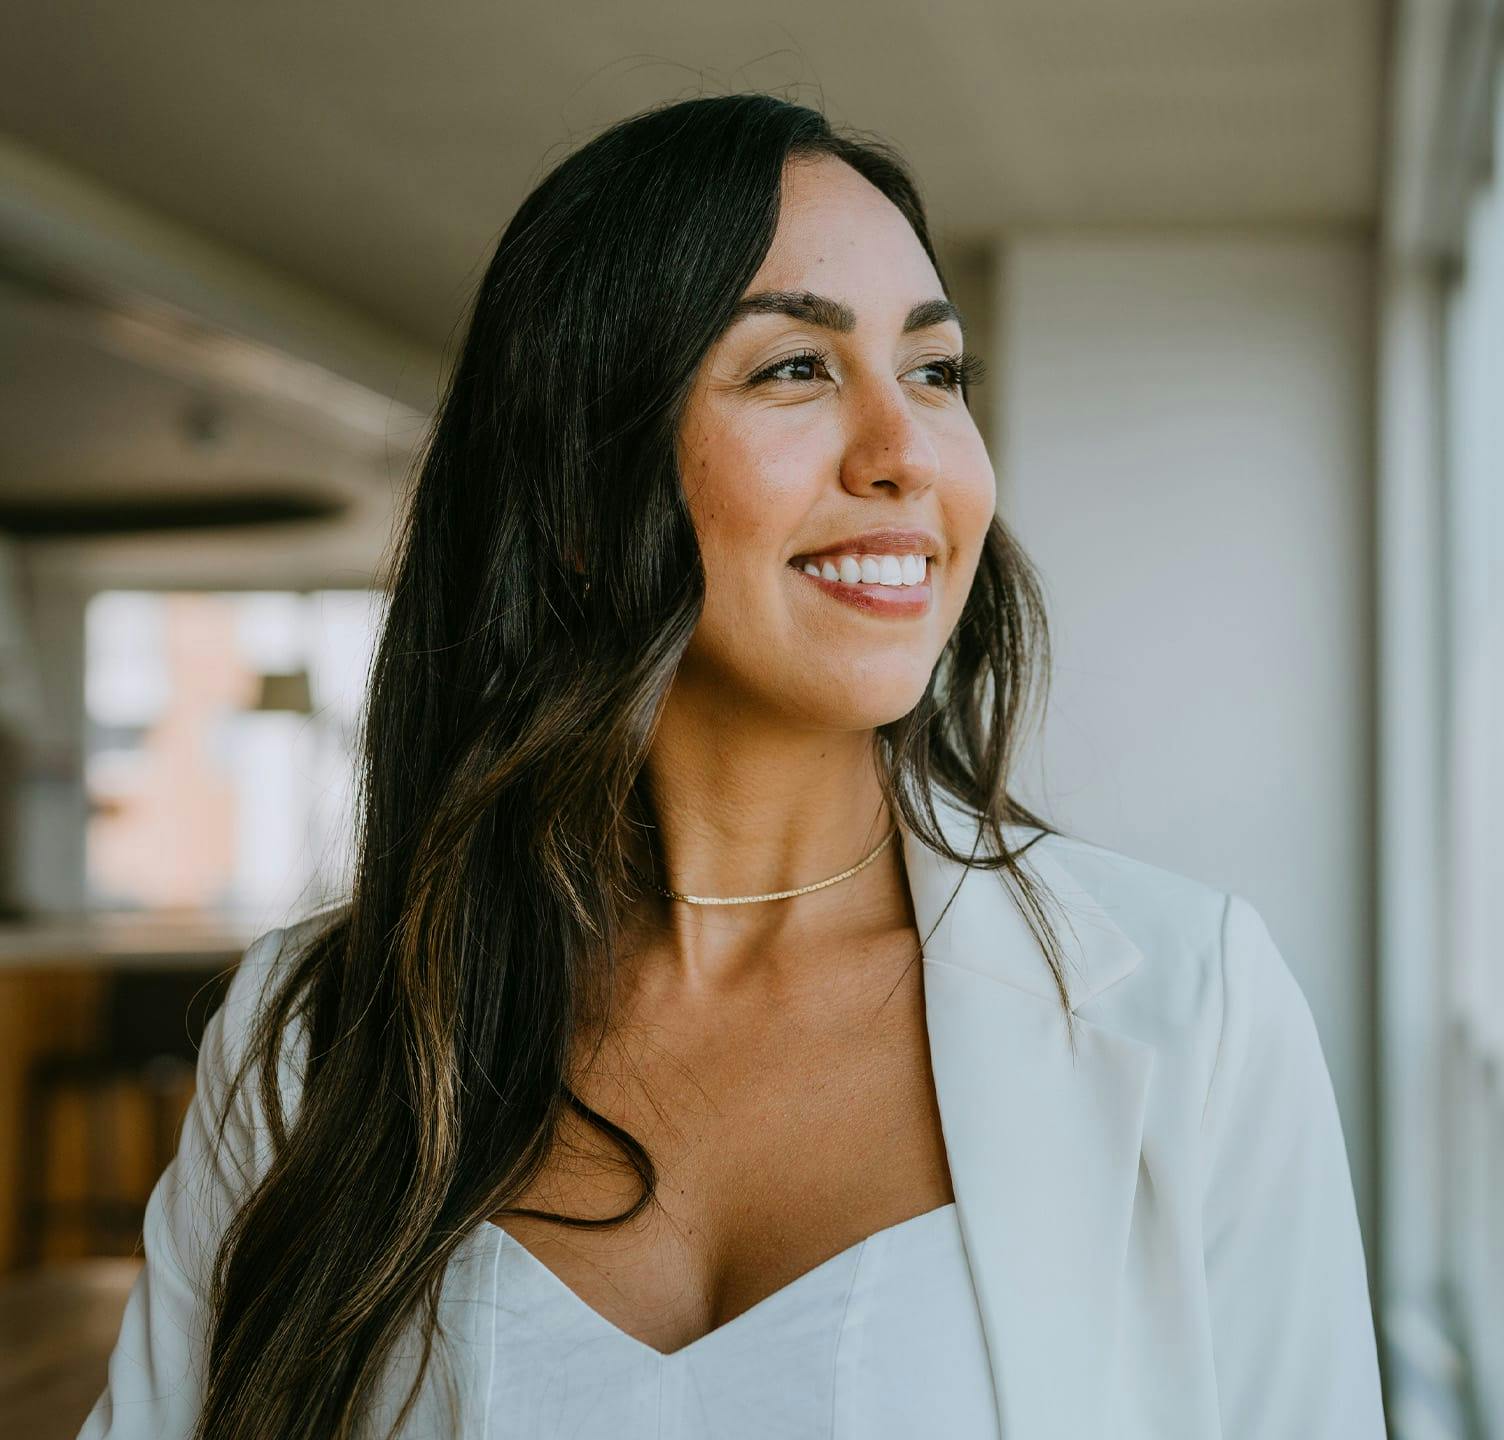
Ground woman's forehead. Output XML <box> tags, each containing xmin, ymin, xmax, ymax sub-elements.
<box><xmin>753</xmin><ymin>164</ymin><xmax>938</xmax><ymax>305</ymax></box>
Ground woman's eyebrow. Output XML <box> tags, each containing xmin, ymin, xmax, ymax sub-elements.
<box><xmin>724</xmin><ymin>290</ymin><xmax>967</xmax><ymax>339</ymax></box>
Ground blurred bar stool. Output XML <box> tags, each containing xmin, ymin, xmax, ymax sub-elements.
<box><xmin>18</xmin><ymin>966</ymin><xmax>232</xmax><ymax>1268</ymax></box>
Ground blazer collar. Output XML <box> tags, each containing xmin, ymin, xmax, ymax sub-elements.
<box><xmin>900</xmin><ymin>795</ymin><xmax>1156</xmax><ymax>1439</ymax></box>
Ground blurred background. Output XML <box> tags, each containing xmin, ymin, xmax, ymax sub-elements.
<box><xmin>0</xmin><ymin>2</ymin><xmax>1497</xmax><ymax>1436</ymax></box>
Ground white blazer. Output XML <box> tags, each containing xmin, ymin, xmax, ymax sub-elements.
<box><xmin>79</xmin><ymin>796</ymin><xmax>1388</xmax><ymax>1439</ymax></box>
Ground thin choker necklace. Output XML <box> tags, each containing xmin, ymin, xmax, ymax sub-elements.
<box><xmin>654</xmin><ymin>827</ymin><xmax>899</xmax><ymax>906</ymax></box>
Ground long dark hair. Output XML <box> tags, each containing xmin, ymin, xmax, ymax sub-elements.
<box><xmin>195</xmin><ymin>91</ymin><xmax>1070</xmax><ymax>1439</ymax></box>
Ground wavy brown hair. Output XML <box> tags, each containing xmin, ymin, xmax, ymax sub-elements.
<box><xmin>194</xmin><ymin>91</ymin><xmax>1074</xmax><ymax>1439</ymax></box>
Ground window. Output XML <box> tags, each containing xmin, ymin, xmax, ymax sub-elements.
<box><xmin>1437</xmin><ymin>39</ymin><xmax>1504</xmax><ymax>1437</ymax></box>
<box><xmin>83</xmin><ymin>589</ymin><xmax>386</xmax><ymax>928</ymax></box>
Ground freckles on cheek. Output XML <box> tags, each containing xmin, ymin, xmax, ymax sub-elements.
<box><xmin>687</xmin><ymin>402</ymin><xmax>825</xmax><ymax>571</ymax></box>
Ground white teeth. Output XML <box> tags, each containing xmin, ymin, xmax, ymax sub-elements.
<box><xmin>797</xmin><ymin>553</ymin><xmax>930</xmax><ymax>588</ymax></box>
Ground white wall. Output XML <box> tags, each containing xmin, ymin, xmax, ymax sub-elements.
<box><xmin>996</xmin><ymin>232</ymin><xmax>1378</xmax><ymax>1253</ymax></box>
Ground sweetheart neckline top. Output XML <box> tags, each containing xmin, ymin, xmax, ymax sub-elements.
<box><xmin>485</xmin><ymin>1199</ymin><xmax>961</xmax><ymax>1360</ymax></box>
<box><xmin>477</xmin><ymin>1197</ymin><xmax>1003</xmax><ymax>1437</ymax></box>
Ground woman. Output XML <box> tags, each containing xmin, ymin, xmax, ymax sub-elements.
<box><xmin>80</xmin><ymin>93</ymin><xmax>1386</xmax><ymax>1439</ymax></box>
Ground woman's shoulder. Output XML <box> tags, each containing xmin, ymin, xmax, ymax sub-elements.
<box><xmin>1027</xmin><ymin>828</ymin><xmax>1338</xmax><ymax>1146</ymax></box>
<box><xmin>1022</xmin><ymin>828</ymin><xmax>1319</xmax><ymax>1068</ymax></box>
<box><xmin>225</xmin><ymin>905</ymin><xmax>342</xmax><ymax>1014</ymax></box>
<box><xmin>207</xmin><ymin>906</ymin><xmax>344</xmax><ymax>1131</ymax></box>
<box><xmin>1023</xmin><ymin>827</ymin><xmax>1229</xmax><ymax>955</ymax></box>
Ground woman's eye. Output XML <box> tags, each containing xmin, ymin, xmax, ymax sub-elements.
<box><xmin>748</xmin><ymin>349</ymin><xmax>986</xmax><ymax>392</ymax></box>
<box><xmin>751</xmin><ymin>349</ymin><xmax>832</xmax><ymax>385</ymax></box>
<box><xmin>908</xmin><ymin>356</ymin><xmax>956</xmax><ymax>385</ymax></box>
<box><xmin>910</xmin><ymin>353</ymin><xmax>989</xmax><ymax>391</ymax></box>
<box><xmin>909</xmin><ymin>359</ymin><xmax>958</xmax><ymax>388</ymax></box>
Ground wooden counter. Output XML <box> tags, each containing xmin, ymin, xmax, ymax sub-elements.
<box><xmin>0</xmin><ymin>910</ymin><xmax>261</xmax><ymax>971</ymax></box>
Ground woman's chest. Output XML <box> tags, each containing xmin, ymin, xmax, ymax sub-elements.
<box><xmin>493</xmin><ymin>932</ymin><xmax>954</xmax><ymax>1356</ymax></box>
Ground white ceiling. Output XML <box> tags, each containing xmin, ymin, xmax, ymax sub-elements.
<box><xmin>0</xmin><ymin>0</ymin><xmax>1386</xmax><ymax>582</ymax></box>
<box><xmin>1</xmin><ymin>0</ymin><xmax>1384</xmax><ymax>347</ymax></box>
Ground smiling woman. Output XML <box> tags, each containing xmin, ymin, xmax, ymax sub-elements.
<box><xmin>78</xmin><ymin>92</ymin><xmax>1386</xmax><ymax>1440</ymax></box>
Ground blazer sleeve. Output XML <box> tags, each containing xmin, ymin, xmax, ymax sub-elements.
<box><xmin>1199</xmin><ymin>892</ymin><xmax>1387</xmax><ymax>1439</ymax></box>
<box><xmin>76</xmin><ymin>925</ymin><xmax>297</xmax><ymax>1440</ymax></box>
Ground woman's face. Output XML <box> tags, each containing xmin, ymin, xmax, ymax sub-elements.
<box><xmin>675</xmin><ymin>153</ymin><xmax>997</xmax><ymax>731</ymax></box>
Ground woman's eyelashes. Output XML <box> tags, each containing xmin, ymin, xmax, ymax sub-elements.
<box><xmin>749</xmin><ymin>346</ymin><xmax>834</xmax><ymax>386</ymax></box>
<box><xmin>747</xmin><ymin>347</ymin><xmax>987</xmax><ymax>392</ymax></box>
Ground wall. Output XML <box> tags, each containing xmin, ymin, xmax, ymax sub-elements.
<box><xmin>995</xmin><ymin>231</ymin><xmax>1378</xmax><ymax>1255</ymax></box>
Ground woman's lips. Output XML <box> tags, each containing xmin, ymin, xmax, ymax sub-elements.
<box><xmin>786</xmin><ymin>561</ymin><xmax>933</xmax><ymax>616</ymax></box>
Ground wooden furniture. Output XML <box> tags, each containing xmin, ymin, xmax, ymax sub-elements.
<box><xmin>0</xmin><ymin>913</ymin><xmax>256</xmax><ymax>1272</ymax></box>
<box><xmin>17</xmin><ymin>967</ymin><xmax>227</xmax><ymax>1265</ymax></box>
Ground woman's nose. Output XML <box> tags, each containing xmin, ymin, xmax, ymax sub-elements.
<box><xmin>838</xmin><ymin>381</ymin><xmax>943</xmax><ymax>496</ymax></box>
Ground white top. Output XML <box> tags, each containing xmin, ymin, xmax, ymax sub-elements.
<box><xmin>482</xmin><ymin>1200</ymin><xmax>1001</xmax><ymax>1439</ymax></box>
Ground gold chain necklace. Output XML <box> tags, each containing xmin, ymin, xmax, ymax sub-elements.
<box><xmin>654</xmin><ymin>827</ymin><xmax>898</xmax><ymax>906</ymax></box>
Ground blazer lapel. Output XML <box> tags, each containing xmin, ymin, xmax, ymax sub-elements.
<box><xmin>901</xmin><ymin>799</ymin><xmax>1156</xmax><ymax>1439</ymax></box>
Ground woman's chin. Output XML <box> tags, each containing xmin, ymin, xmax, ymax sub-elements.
<box><xmin>781</xmin><ymin>679</ymin><xmax>933</xmax><ymax>732</ymax></box>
